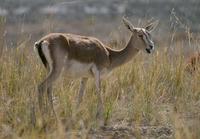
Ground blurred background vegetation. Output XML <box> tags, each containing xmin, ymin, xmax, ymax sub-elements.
<box><xmin>0</xmin><ymin>0</ymin><xmax>200</xmax><ymax>138</ymax></box>
<box><xmin>0</xmin><ymin>0</ymin><xmax>199</xmax><ymax>46</ymax></box>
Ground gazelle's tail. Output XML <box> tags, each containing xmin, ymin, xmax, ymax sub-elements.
<box><xmin>34</xmin><ymin>40</ymin><xmax>48</xmax><ymax>68</ymax></box>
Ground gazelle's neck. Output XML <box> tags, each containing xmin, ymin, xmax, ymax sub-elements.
<box><xmin>107</xmin><ymin>34</ymin><xmax>140</xmax><ymax>69</ymax></box>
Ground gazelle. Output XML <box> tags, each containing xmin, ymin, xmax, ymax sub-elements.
<box><xmin>34</xmin><ymin>17</ymin><xmax>158</xmax><ymax>121</ymax></box>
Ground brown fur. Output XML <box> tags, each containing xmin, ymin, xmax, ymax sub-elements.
<box><xmin>37</xmin><ymin>33</ymin><xmax>110</xmax><ymax>69</ymax></box>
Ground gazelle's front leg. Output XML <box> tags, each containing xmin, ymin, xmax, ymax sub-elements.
<box><xmin>91</xmin><ymin>66</ymin><xmax>104</xmax><ymax>121</ymax></box>
<box><xmin>76</xmin><ymin>77</ymin><xmax>88</xmax><ymax>108</ymax></box>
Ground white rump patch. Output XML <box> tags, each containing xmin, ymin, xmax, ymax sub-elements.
<box><xmin>41</xmin><ymin>41</ymin><xmax>53</xmax><ymax>70</ymax></box>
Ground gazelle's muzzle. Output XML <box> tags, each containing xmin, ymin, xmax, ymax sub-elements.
<box><xmin>146</xmin><ymin>45</ymin><xmax>154</xmax><ymax>54</ymax></box>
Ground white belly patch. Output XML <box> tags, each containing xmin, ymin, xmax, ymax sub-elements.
<box><xmin>64</xmin><ymin>60</ymin><xmax>93</xmax><ymax>78</ymax></box>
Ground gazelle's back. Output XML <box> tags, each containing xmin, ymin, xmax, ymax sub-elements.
<box><xmin>37</xmin><ymin>33</ymin><xmax>110</xmax><ymax>69</ymax></box>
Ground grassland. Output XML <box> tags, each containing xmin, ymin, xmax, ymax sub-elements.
<box><xmin>0</xmin><ymin>25</ymin><xmax>200</xmax><ymax>139</ymax></box>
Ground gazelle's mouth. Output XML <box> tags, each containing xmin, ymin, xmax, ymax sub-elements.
<box><xmin>146</xmin><ymin>48</ymin><xmax>151</xmax><ymax>54</ymax></box>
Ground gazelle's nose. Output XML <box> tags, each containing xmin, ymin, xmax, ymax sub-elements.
<box><xmin>149</xmin><ymin>45</ymin><xmax>153</xmax><ymax>49</ymax></box>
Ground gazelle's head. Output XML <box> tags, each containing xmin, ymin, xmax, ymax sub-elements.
<box><xmin>123</xmin><ymin>17</ymin><xmax>158</xmax><ymax>54</ymax></box>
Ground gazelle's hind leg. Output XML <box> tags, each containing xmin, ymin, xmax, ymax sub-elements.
<box><xmin>38</xmin><ymin>65</ymin><xmax>62</xmax><ymax>115</ymax></box>
<box><xmin>37</xmin><ymin>42</ymin><xmax>63</xmax><ymax>116</ymax></box>
<box><xmin>47</xmin><ymin>86</ymin><xmax>57</xmax><ymax>117</ymax></box>
<box><xmin>76</xmin><ymin>77</ymin><xmax>88</xmax><ymax>109</ymax></box>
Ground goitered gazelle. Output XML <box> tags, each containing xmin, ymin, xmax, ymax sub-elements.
<box><xmin>34</xmin><ymin>17</ymin><xmax>158</xmax><ymax>121</ymax></box>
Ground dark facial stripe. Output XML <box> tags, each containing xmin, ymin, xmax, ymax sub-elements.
<box><xmin>143</xmin><ymin>31</ymin><xmax>153</xmax><ymax>45</ymax></box>
<box><xmin>142</xmin><ymin>31</ymin><xmax>149</xmax><ymax>44</ymax></box>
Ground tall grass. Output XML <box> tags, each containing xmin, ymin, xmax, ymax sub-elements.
<box><xmin>0</xmin><ymin>33</ymin><xmax>200</xmax><ymax>139</ymax></box>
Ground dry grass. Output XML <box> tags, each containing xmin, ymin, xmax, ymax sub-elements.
<box><xmin>0</xmin><ymin>30</ymin><xmax>200</xmax><ymax>139</ymax></box>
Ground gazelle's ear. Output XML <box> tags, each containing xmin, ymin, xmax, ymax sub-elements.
<box><xmin>122</xmin><ymin>16</ymin><xmax>135</xmax><ymax>32</ymax></box>
<box><xmin>145</xmin><ymin>20</ymin><xmax>159</xmax><ymax>32</ymax></box>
